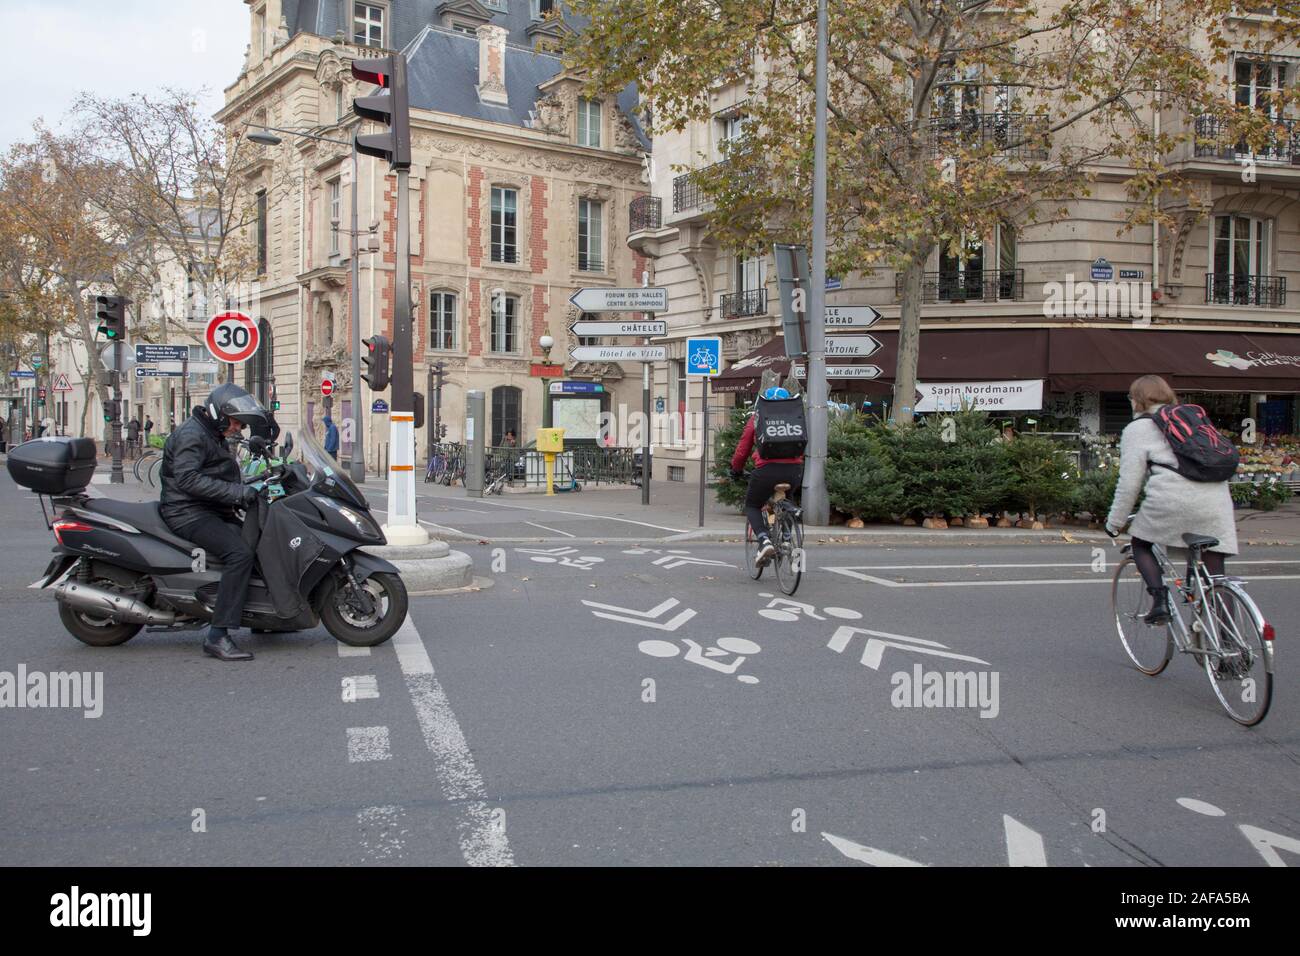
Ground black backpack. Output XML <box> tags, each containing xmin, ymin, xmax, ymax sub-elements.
<box><xmin>753</xmin><ymin>395</ymin><xmax>808</xmax><ymax>459</ymax></box>
<box><xmin>1143</xmin><ymin>404</ymin><xmax>1239</xmax><ymax>482</ymax></box>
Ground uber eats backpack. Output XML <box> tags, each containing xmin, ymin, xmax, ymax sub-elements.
<box><xmin>1143</xmin><ymin>404</ymin><xmax>1239</xmax><ymax>482</ymax></box>
<box><xmin>753</xmin><ymin>395</ymin><xmax>808</xmax><ymax>459</ymax></box>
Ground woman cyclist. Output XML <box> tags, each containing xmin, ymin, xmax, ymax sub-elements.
<box><xmin>1105</xmin><ymin>375</ymin><xmax>1237</xmax><ymax>625</ymax></box>
<box><xmin>730</xmin><ymin>386</ymin><xmax>805</xmax><ymax>568</ymax></box>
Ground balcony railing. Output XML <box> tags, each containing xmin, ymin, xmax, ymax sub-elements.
<box><xmin>673</xmin><ymin>171</ymin><xmax>704</xmax><ymax>213</ymax></box>
<box><xmin>1205</xmin><ymin>273</ymin><xmax>1287</xmax><ymax>308</ymax></box>
<box><xmin>629</xmin><ymin>195</ymin><xmax>662</xmax><ymax>232</ymax></box>
<box><xmin>885</xmin><ymin>113</ymin><xmax>1050</xmax><ymax>162</ymax></box>
<box><xmin>720</xmin><ymin>288</ymin><xmax>767</xmax><ymax>318</ymax></box>
<box><xmin>895</xmin><ymin>269</ymin><xmax>1025</xmax><ymax>304</ymax></box>
<box><xmin>1194</xmin><ymin>113</ymin><xmax>1300</xmax><ymax>165</ymax></box>
<box><xmin>577</xmin><ymin>253</ymin><xmax>604</xmax><ymax>273</ymax></box>
<box><xmin>490</xmin><ymin>247</ymin><xmax>520</xmax><ymax>264</ymax></box>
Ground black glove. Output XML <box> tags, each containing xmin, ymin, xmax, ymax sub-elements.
<box><xmin>729</xmin><ymin>469</ymin><xmax>744</xmax><ymax>481</ymax></box>
<box><xmin>240</xmin><ymin>485</ymin><xmax>259</xmax><ymax>507</ymax></box>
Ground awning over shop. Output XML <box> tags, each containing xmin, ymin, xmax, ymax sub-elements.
<box><xmin>714</xmin><ymin>327</ymin><xmax>1300</xmax><ymax>395</ymax></box>
<box><xmin>713</xmin><ymin>329</ymin><xmax>1049</xmax><ymax>393</ymax></box>
<box><xmin>1048</xmin><ymin>329</ymin><xmax>1300</xmax><ymax>393</ymax></box>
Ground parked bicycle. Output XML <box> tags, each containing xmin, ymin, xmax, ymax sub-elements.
<box><xmin>1110</xmin><ymin>516</ymin><xmax>1274</xmax><ymax>725</ymax></box>
<box><xmin>743</xmin><ymin>476</ymin><xmax>804</xmax><ymax>596</ymax></box>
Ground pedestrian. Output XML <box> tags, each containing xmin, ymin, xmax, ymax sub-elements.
<box><xmin>127</xmin><ymin>417</ymin><xmax>141</xmax><ymax>458</ymax></box>
<box><xmin>503</xmin><ymin>429</ymin><xmax>517</xmax><ymax>447</ymax></box>
<box><xmin>1105</xmin><ymin>374</ymin><xmax>1238</xmax><ymax>626</ymax></box>
<box><xmin>144</xmin><ymin>415</ymin><xmax>154</xmax><ymax>446</ymax></box>
<box><xmin>322</xmin><ymin>413</ymin><xmax>339</xmax><ymax>460</ymax></box>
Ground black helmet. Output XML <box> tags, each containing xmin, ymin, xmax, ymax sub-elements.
<box><xmin>206</xmin><ymin>382</ymin><xmax>269</xmax><ymax>432</ymax></box>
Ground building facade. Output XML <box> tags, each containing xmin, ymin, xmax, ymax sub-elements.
<box><xmin>217</xmin><ymin>0</ymin><xmax>649</xmax><ymax>466</ymax></box>
<box><xmin>630</xmin><ymin>10</ymin><xmax>1300</xmax><ymax>483</ymax></box>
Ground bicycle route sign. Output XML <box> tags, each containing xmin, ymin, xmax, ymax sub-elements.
<box><xmin>686</xmin><ymin>337</ymin><xmax>722</xmax><ymax>376</ymax></box>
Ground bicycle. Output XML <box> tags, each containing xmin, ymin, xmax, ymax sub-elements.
<box><xmin>1110</xmin><ymin>518</ymin><xmax>1274</xmax><ymax>726</ymax></box>
<box><xmin>742</xmin><ymin>477</ymin><xmax>804</xmax><ymax>596</ymax></box>
<box><xmin>425</xmin><ymin>450</ymin><xmax>446</xmax><ymax>483</ymax></box>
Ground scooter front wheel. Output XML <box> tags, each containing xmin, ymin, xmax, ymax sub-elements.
<box><xmin>321</xmin><ymin>571</ymin><xmax>408</xmax><ymax>647</ymax></box>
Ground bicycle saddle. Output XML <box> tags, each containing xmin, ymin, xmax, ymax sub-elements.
<box><xmin>1181</xmin><ymin>533</ymin><xmax>1219</xmax><ymax>549</ymax></box>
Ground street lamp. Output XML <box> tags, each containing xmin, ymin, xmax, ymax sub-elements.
<box><xmin>244</xmin><ymin>122</ymin><xmax>368</xmax><ymax>484</ymax></box>
<box><xmin>539</xmin><ymin>333</ymin><xmax>554</xmax><ymax>364</ymax></box>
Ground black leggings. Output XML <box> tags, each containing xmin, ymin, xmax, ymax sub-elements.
<box><xmin>745</xmin><ymin>463</ymin><xmax>803</xmax><ymax>539</ymax></box>
<box><xmin>1131</xmin><ymin>537</ymin><xmax>1225</xmax><ymax>590</ymax></box>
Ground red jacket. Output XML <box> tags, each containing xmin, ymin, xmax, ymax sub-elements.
<box><xmin>731</xmin><ymin>415</ymin><xmax>804</xmax><ymax>471</ymax></box>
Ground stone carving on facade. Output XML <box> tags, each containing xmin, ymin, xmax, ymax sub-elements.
<box><xmin>566</xmin><ymin>361</ymin><xmax>625</xmax><ymax>381</ymax></box>
<box><xmin>413</xmin><ymin>133</ymin><xmax>644</xmax><ymax>185</ymax></box>
<box><xmin>1161</xmin><ymin>179</ymin><xmax>1213</xmax><ymax>286</ymax></box>
<box><xmin>613</xmin><ymin>111</ymin><xmax>643</xmax><ymax>153</ymax></box>
<box><xmin>533</xmin><ymin>93</ymin><xmax>569</xmax><ymax>136</ymax></box>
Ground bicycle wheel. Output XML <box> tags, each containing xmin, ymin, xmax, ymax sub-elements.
<box><xmin>773</xmin><ymin>510</ymin><xmax>804</xmax><ymax>596</ymax></box>
<box><xmin>147</xmin><ymin>455</ymin><xmax>164</xmax><ymax>489</ymax></box>
<box><xmin>1111</xmin><ymin>556</ymin><xmax>1172</xmax><ymax>675</ymax></box>
<box><xmin>1203</xmin><ymin>581</ymin><xmax>1273</xmax><ymax>726</ymax></box>
<box><xmin>744</xmin><ymin>521</ymin><xmax>764</xmax><ymax>580</ymax></box>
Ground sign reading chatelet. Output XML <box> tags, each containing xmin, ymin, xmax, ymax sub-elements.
<box><xmin>569</xmin><ymin>345</ymin><xmax>667</xmax><ymax>362</ymax></box>
<box><xmin>568</xmin><ymin>319</ymin><xmax>667</xmax><ymax>338</ymax></box>
<box><xmin>568</xmin><ymin>287</ymin><xmax>668</xmax><ymax>312</ymax></box>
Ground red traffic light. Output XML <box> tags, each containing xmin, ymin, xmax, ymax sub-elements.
<box><xmin>352</xmin><ymin>57</ymin><xmax>391</xmax><ymax>88</ymax></box>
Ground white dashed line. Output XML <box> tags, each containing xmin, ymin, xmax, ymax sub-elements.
<box><xmin>337</xmin><ymin>643</ymin><xmax>372</xmax><ymax>657</ymax></box>
<box><xmin>343</xmin><ymin>675</ymin><xmax>379</xmax><ymax>701</ymax></box>
<box><xmin>392</xmin><ymin>616</ymin><xmax>515</xmax><ymax>866</ymax></box>
<box><xmin>357</xmin><ymin>805</ymin><xmax>407</xmax><ymax>862</ymax></box>
<box><xmin>525</xmin><ymin>521</ymin><xmax>575</xmax><ymax>537</ymax></box>
<box><xmin>346</xmin><ymin>726</ymin><xmax>392</xmax><ymax>762</ymax></box>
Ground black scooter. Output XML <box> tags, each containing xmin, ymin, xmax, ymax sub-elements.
<box><xmin>18</xmin><ymin>430</ymin><xmax>408</xmax><ymax>648</ymax></box>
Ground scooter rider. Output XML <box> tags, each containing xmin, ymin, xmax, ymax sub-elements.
<box><xmin>160</xmin><ymin>383</ymin><xmax>268</xmax><ymax>662</ymax></box>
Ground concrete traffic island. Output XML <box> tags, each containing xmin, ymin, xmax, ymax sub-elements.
<box><xmin>368</xmin><ymin>534</ymin><xmax>479</xmax><ymax>596</ymax></box>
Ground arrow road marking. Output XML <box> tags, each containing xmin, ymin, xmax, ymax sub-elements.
<box><xmin>827</xmin><ymin>626</ymin><xmax>990</xmax><ymax>670</ymax></box>
<box><xmin>1003</xmin><ymin>815</ymin><xmax>1048</xmax><ymax>867</ymax></box>
<box><xmin>582</xmin><ymin>597</ymin><xmax>697</xmax><ymax>631</ymax></box>
<box><xmin>822</xmin><ymin>832</ymin><xmax>926</xmax><ymax>867</ymax></box>
<box><xmin>1238</xmin><ymin>825</ymin><xmax>1300</xmax><ymax>867</ymax></box>
<box><xmin>651</xmin><ymin>555</ymin><xmax>735</xmax><ymax>571</ymax></box>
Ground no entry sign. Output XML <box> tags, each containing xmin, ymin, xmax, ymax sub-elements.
<box><xmin>205</xmin><ymin>311</ymin><xmax>260</xmax><ymax>364</ymax></box>
<box><xmin>321</xmin><ymin>378</ymin><xmax>335</xmax><ymax>397</ymax></box>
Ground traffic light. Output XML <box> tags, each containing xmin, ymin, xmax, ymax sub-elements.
<box><xmin>102</xmin><ymin>399</ymin><xmax>120</xmax><ymax>423</ymax></box>
<box><xmin>439</xmin><ymin>423</ymin><xmax>447</xmax><ymax>439</ymax></box>
<box><xmin>362</xmin><ymin>335</ymin><xmax>391</xmax><ymax>391</ymax></box>
<box><xmin>95</xmin><ymin>295</ymin><xmax>128</xmax><ymax>340</ymax></box>
<box><xmin>412</xmin><ymin>392</ymin><xmax>424</xmax><ymax>430</ymax></box>
<box><xmin>351</xmin><ymin>54</ymin><xmax>411</xmax><ymax>170</ymax></box>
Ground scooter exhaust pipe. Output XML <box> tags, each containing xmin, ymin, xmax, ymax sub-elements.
<box><xmin>54</xmin><ymin>581</ymin><xmax>177</xmax><ymax>626</ymax></box>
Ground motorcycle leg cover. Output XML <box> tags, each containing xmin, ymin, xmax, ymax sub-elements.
<box><xmin>257</xmin><ymin>504</ymin><xmax>326</xmax><ymax>619</ymax></box>
<box><xmin>177</xmin><ymin>517</ymin><xmax>256</xmax><ymax>630</ymax></box>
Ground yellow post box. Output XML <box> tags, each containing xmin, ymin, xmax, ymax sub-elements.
<box><xmin>535</xmin><ymin>428</ymin><xmax>565</xmax><ymax>495</ymax></box>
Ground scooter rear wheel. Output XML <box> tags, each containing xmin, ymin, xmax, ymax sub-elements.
<box><xmin>58</xmin><ymin>599</ymin><xmax>142</xmax><ymax>647</ymax></box>
<box><xmin>321</xmin><ymin>571</ymin><xmax>408</xmax><ymax>647</ymax></box>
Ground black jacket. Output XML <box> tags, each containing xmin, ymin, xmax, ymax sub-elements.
<box><xmin>159</xmin><ymin>410</ymin><xmax>247</xmax><ymax>529</ymax></box>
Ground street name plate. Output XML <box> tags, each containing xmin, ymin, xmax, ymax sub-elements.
<box><xmin>568</xmin><ymin>319</ymin><xmax>668</xmax><ymax>337</ymax></box>
<box><xmin>135</xmin><ymin>344</ymin><xmax>192</xmax><ymax>363</ymax></box>
<box><xmin>569</xmin><ymin>345</ymin><xmax>667</xmax><ymax>362</ymax></box>
<box><xmin>824</xmin><ymin>305</ymin><xmax>883</xmax><ymax>328</ymax></box>
<box><xmin>569</xmin><ymin>287</ymin><xmax>668</xmax><ymax>312</ymax></box>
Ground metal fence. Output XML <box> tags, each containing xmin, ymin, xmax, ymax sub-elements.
<box><xmin>475</xmin><ymin>444</ymin><xmax>640</xmax><ymax>489</ymax></box>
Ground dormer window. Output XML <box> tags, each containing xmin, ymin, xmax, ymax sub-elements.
<box><xmin>452</xmin><ymin>22</ymin><xmax>477</xmax><ymax>35</ymax></box>
<box><xmin>577</xmin><ymin>97</ymin><xmax>602</xmax><ymax>148</ymax></box>
<box><xmin>485</xmin><ymin>0</ymin><xmax>508</xmax><ymax>10</ymax></box>
<box><xmin>354</xmin><ymin>3</ymin><xmax>385</xmax><ymax>48</ymax></box>
<box><xmin>530</xmin><ymin>0</ymin><xmax>555</xmax><ymax>19</ymax></box>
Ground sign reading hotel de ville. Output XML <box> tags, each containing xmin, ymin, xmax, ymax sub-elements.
<box><xmin>914</xmin><ymin>380</ymin><xmax>1044</xmax><ymax>413</ymax></box>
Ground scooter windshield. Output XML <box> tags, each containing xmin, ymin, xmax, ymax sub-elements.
<box><xmin>292</xmin><ymin>427</ymin><xmax>367</xmax><ymax>508</ymax></box>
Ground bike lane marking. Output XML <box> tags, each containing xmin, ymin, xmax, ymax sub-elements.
<box><xmin>391</xmin><ymin>616</ymin><xmax>515</xmax><ymax>867</ymax></box>
<box><xmin>525</xmin><ymin>521</ymin><xmax>575</xmax><ymax>537</ymax></box>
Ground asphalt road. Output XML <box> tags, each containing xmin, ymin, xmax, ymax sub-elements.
<box><xmin>2</xmin><ymin>470</ymin><xmax>1297</xmax><ymax>866</ymax></box>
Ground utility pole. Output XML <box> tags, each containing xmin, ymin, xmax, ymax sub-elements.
<box><xmin>803</xmin><ymin>0</ymin><xmax>830</xmax><ymax>526</ymax></box>
<box><xmin>350</xmin><ymin>145</ymin><xmax>365</xmax><ymax>483</ymax></box>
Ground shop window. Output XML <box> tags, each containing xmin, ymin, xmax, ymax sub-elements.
<box><xmin>491</xmin><ymin>385</ymin><xmax>521</xmax><ymax>446</ymax></box>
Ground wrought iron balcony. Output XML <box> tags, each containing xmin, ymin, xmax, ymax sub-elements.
<box><xmin>577</xmin><ymin>252</ymin><xmax>604</xmax><ymax>273</ymax></box>
<box><xmin>885</xmin><ymin>113</ymin><xmax>1050</xmax><ymax>162</ymax></box>
<box><xmin>629</xmin><ymin>195</ymin><xmax>662</xmax><ymax>232</ymax></box>
<box><xmin>1193</xmin><ymin>113</ymin><xmax>1300</xmax><ymax>164</ymax></box>
<box><xmin>671</xmin><ymin>162</ymin><xmax>727</xmax><ymax>213</ymax></box>
<box><xmin>490</xmin><ymin>246</ymin><xmax>520</xmax><ymax>264</ymax></box>
<box><xmin>895</xmin><ymin>269</ymin><xmax>1025</xmax><ymax>304</ymax></box>
<box><xmin>1205</xmin><ymin>273</ymin><xmax>1287</xmax><ymax>308</ymax></box>
<box><xmin>720</xmin><ymin>288</ymin><xmax>767</xmax><ymax>319</ymax></box>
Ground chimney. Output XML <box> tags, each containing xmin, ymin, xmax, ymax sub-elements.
<box><xmin>476</xmin><ymin>24</ymin><xmax>509</xmax><ymax>106</ymax></box>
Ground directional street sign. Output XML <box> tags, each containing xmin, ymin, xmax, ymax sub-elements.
<box><xmin>823</xmin><ymin>334</ymin><xmax>882</xmax><ymax>358</ymax></box>
<box><xmin>135</xmin><ymin>344</ymin><xmax>191</xmax><ymax>363</ymax></box>
<box><xmin>136</xmin><ymin>367</ymin><xmax>184</xmax><ymax>378</ymax></box>
<box><xmin>794</xmin><ymin>364</ymin><xmax>883</xmax><ymax>380</ymax></box>
<box><xmin>568</xmin><ymin>319</ymin><xmax>667</xmax><ymax>338</ymax></box>
<box><xmin>569</xmin><ymin>287</ymin><xmax>668</xmax><ymax>313</ymax></box>
<box><xmin>824</xmin><ymin>305</ymin><xmax>883</xmax><ymax>329</ymax></box>
<box><xmin>569</xmin><ymin>345</ymin><xmax>667</xmax><ymax>362</ymax></box>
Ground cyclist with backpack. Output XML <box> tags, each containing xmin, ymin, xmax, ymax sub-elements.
<box><xmin>1105</xmin><ymin>374</ymin><xmax>1239</xmax><ymax>625</ymax></box>
<box><xmin>729</xmin><ymin>386</ymin><xmax>807</xmax><ymax>568</ymax></box>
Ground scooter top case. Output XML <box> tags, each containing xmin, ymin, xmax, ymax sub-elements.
<box><xmin>55</xmin><ymin>498</ymin><xmax>196</xmax><ymax>573</ymax></box>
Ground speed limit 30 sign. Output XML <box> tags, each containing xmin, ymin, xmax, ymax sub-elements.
<box><xmin>205</xmin><ymin>311</ymin><xmax>260</xmax><ymax>364</ymax></box>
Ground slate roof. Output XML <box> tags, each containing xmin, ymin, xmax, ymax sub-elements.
<box><xmin>284</xmin><ymin>0</ymin><xmax>577</xmax><ymax>50</ymax></box>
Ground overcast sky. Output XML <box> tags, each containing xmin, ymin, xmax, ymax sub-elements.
<box><xmin>2</xmin><ymin>0</ymin><xmax>248</xmax><ymax>149</ymax></box>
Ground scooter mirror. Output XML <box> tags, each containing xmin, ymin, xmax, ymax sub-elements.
<box><xmin>281</xmin><ymin>432</ymin><xmax>294</xmax><ymax>458</ymax></box>
<box><xmin>248</xmin><ymin>435</ymin><xmax>269</xmax><ymax>456</ymax></box>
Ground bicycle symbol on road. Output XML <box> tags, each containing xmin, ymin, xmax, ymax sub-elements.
<box><xmin>638</xmin><ymin>636</ymin><xmax>762</xmax><ymax>684</ymax></box>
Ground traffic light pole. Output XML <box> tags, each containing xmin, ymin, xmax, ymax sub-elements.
<box><xmin>110</xmin><ymin>336</ymin><xmax>124</xmax><ymax>484</ymax></box>
<box><xmin>349</xmin><ymin>145</ymin><xmax>365</xmax><ymax>484</ymax></box>
<box><xmin>384</xmin><ymin>167</ymin><xmax>426</xmax><ymax>545</ymax></box>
